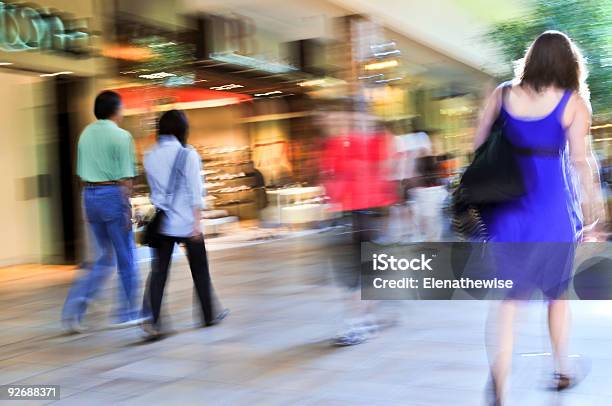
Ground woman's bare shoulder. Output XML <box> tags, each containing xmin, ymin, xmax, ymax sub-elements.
<box><xmin>563</xmin><ymin>91</ymin><xmax>591</xmax><ymax>127</ymax></box>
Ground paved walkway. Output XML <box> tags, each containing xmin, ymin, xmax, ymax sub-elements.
<box><xmin>1</xmin><ymin>233</ymin><xmax>611</xmax><ymax>405</ymax></box>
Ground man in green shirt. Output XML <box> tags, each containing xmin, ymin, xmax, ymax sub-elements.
<box><xmin>62</xmin><ymin>91</ymin><xmax>140</xmax><ymax>332</ymax></box>
<box><xmin>76</xmin><ymin>116</ymin><xmax>137</xmax><ymax>183</ymax></box>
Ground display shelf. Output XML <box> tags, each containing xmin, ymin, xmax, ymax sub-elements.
<box><xmin>197</xmin><ymin>144</ymin><xmax>260</xmax><ymax>220</ymax></box>
<box><xmin>262</xmin><ymin>186</ymin><xmax>334</xmax><ymax>225</ymax></box>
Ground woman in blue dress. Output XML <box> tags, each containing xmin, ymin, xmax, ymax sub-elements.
<box><xmin>472</xmin><ymin>31</ymin><xmax>606</xmax><ymax>404</ymax></box>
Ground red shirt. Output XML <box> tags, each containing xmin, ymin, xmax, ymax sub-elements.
<box><xmin>321</xmin><ymin>132</ymin><xmax>397</xmax><ymax>211</ymax></box>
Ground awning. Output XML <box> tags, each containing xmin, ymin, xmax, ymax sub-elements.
<box><xmin>113</xmin><ymin>86</ymin><xmax>252</xmax><ymax>116</ymax></box>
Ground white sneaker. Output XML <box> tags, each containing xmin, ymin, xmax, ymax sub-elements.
<box><xmin>109</xmin><ymin>318</ymin><xmax>145</xmax><ymax>329</ymax></box>
<box><xmin>141</xmin><ymin>321</ymin><xmax>163</xmax><ymax>341</ymax></box>
<box><xmin>372</xmin><ymin>236</ymin><xmax>398</xmax><ymax>246</ymax></box>
<box><xmin>333</xmin><ymin>330</ymin><xmax>367</xmax><ymax>346</ymax></box>
<box><xmin>62</xmin><ymin>318</ymin><xmax>88</xmax><ymax>334</ymax></box>
<box><xmin>398</xmin><ymin>234</ymin><xmax>416</xmax><ymax>244</ymax></box>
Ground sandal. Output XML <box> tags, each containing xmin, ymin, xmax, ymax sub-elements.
<box><xmin>554</xmin><ymin>372</ymin><xmax>574</xmax><ymax>391</ymax></box>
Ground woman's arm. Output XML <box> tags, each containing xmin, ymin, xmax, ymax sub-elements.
<box><xmin>566</xmin><ymin>94</ymin><xmax>606</xmax><ymax>229</ymax></box>
<box><xmin>473</xmin><ymin>86</ymin><xmax>504</xmax><ymax>149</ymax></box>
<box><xmin>185</xmin><ymin>149</ymin><xmax>204</xmax><ymax>237</ymax></box>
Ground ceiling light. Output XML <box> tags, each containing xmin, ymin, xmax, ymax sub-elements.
<box><xmin>298</xmin><ymin>78</ymin><xmax>346</xmax><ymax>88</ymax></box>
<box><xmin>364</xmin><ymin>59</ymin><xmax>399</xmax><ymax>70</ymax></box>
<box><xmin>374</xmin><ymin>50</ymin><xmax>400</xmax><ymax>57</ymax></box>
<box><xmin>254</xmin><ymin>91</ymin><xmax>282</xmax><ymax>97</ymax></box>
<box><xmin>0</xmin><ymin>62</ymin><xmax>13</xmax><ymax>66</ymax></box>
<box><xmin>138</xmin><ymin>72</ymin><xmax>176</xmax><ymax>79</ymax></box>
<box><xmin>364</xmin><ymin>60</ymin><xmax>399</xmax><ymax>71</ymax></box>
<box><xmin>358</xmin><ymin>74</ymin><xmax>384</xmax><ymax>80</ymax></box>
<box><xmin>298</xmin><ymin>79</ymin><xmax>325</xmax><ymax>87</ymax></box>
<box><xmin>210</xmin><ymin>84</ymin><xmax>243</xmax><ymax>91</ymax></box>
<box><xmin>371</xmin><ymin>42</ymin><xmax>396</xmax><ymax>49</ymax></box>
<box><xmin>270</xmin><ymin>93</ymin><xmax>293</xmax><ymax>98</ymax></box>
<box><xmin>40</xmin><ymin>71</ymin><xmax>73</xmax><ymax>77</ymax></box>
<box><xmin>148</xmin><ymin>42</ymin><xmax>176</xmax><ymax>48</ymax></box>
<box><xmin>374</xmin><ymin>77</ymin><xmax>403</xmax><ymax>84</ymax></box>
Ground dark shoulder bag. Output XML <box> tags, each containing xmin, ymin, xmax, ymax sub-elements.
<box><xmin>451</xmin><ymin>84</ymin><xmax>525</xmax><ymax>240</ymax></box>
<box><xmin>142</xmin><ymin>147</ymin><xmax>188</xmax><ymax>247</ymax></box>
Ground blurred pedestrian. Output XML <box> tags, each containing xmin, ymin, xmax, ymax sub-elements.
<box><xmin>387</xmin><ymin>124</ymin><xmax>433</xmax><ymax>243</ymax></box>
<box><xmin>142</xmin><ymin>110</ymin><xmax>228</xmax><ymax>340</ymax></box>
<box><xmin>62</xmin><ymin>90</ymin><xmax>140</xmax><ymax>332</ymax></box>
<box><xmin>472</xmin><ymin>31</ymin><xmax>606</xmax><ymax>404</ymax></box>
<box><xmin>412</xmin><ymin>156</ymin><xmax>448</xmax><ymax>241</ymax></box>
<box><xmin>321</xmin><ymin>108</ymin><xmax>397</xmax><ymax>345</ymax></box>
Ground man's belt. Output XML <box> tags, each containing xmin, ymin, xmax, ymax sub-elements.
<box><xmin>84</xmin><ymin>181</ymin><xmax>120</xmax><ymax>186</ymax></box>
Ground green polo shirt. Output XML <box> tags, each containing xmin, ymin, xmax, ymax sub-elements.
<box><xmin>77</xmin><ymin>120</ymin><xmax>137</xmax><ymax>182</ymax></box>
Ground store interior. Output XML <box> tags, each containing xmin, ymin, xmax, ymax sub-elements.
<box><xmin>112</xmin><ymin>83</ymin><xmax>337</xmax><ymax>246</ymax></box>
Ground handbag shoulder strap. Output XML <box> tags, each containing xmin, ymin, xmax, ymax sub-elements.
<box><xmin>165</xmin><ymin>147</ymin><xmax>188</xmax><ymax>202</ymax></box>
<box><xmin>493</xmin><ymin>82</ymin><xmax>512</xmax><ymax>129</ymax></box>
<box><xmin>498</xmin><ymin>81</ymin><xmax>512</xmax><ymax>115</ymax></box>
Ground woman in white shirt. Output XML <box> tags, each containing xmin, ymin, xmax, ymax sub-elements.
<box><xmin>411</xmin><ymin>156</ymin><xmax>448</xmax><ymax>241</ymax></box>
<box><xmin>142</xmin><ymin>110</ymin><xmax>227</xmax><ymax>339</ymax></box>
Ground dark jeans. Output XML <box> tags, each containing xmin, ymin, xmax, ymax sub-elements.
<box><xmin>149</xmin><ymin>234</ymin><xmax>215</xmax><ymax>327</ymax></box>
<box><xmin>332</xmin><ymin>210</ymin><xmax>384</xmax><ymax>290</ymax></box>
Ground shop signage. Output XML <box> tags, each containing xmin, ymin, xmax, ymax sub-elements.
<box><xmin>204</xmin><ymin>15</ymin><xmax>297</xmax><ymax>74</ymax></box>
<box><xmin>209</xmin><ymin>52</ymin><xmax>297</xmax><ymax>74</ymax></box>
<box><xmin>0</xmin><ymin>1</ymin><xmax>90</xmax><ymax>54</ymax></box>
<box><xmin>215</xmin><ymin>14</ymin><xmax>257</xmax><ymax>56</ymax></box>
<box><xmin>164</xmin><ymin>73</ymin><xmax>195</xmax><ymax>87</ymax></box>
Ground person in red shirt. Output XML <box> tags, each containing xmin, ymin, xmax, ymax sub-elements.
<box><xmin>321</xmin><ymin>109</ymin><xmax>398</xmax><ymax>345</ymax></box>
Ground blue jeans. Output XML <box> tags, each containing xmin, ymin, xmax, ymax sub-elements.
<box><xmin>62</xmin><ymin>186</ymin><xmax>138</xmax><ymax>323</ymax></box>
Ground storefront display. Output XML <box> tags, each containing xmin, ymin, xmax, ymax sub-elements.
<box><xmin>198</xmin><ymin>145</ymin><xmax>260</xmax><ymax>220</ymax></box>
<box><xmin>262</xmin><ymin>186</ymin><xmax>338</xmax><ymax>227</ymax></box>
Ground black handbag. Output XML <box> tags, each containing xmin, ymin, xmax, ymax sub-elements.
<box><xmin>451</xmin><ymin>84</ymin><xmax>525</xmax><ymax>240</ymax></box>
<box><xmin>456</xmin><ymin>118</ymin><xmax>525</xmax><ymax>205</ymax></box>
<box><xmin>142</xmin><ymin>147</ymin><xmax>188</xmax><ymax>247</ymax></box>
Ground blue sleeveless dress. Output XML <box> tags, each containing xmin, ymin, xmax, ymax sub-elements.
<box><xmin>480</xmin><ymin>88</ymin><xmax>583</xmax><ymax>299</ymax></box>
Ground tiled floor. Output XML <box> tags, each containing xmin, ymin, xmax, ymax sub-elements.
<box><xmin>1</xmin><ymin>232</ymin><xmax>611</xmax><ymax>405</ymax></box>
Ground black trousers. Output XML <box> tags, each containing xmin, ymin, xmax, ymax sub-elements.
<box><xmin>149</xmin><ymin>233</ymin><xmax>214</xmax><ymax>326</ymax></box>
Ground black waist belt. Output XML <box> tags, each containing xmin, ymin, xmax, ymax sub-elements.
<box><xmin>512</xmin><ymin>145</ymin><xmax>560</xmax><ymax>157</ymax></box>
